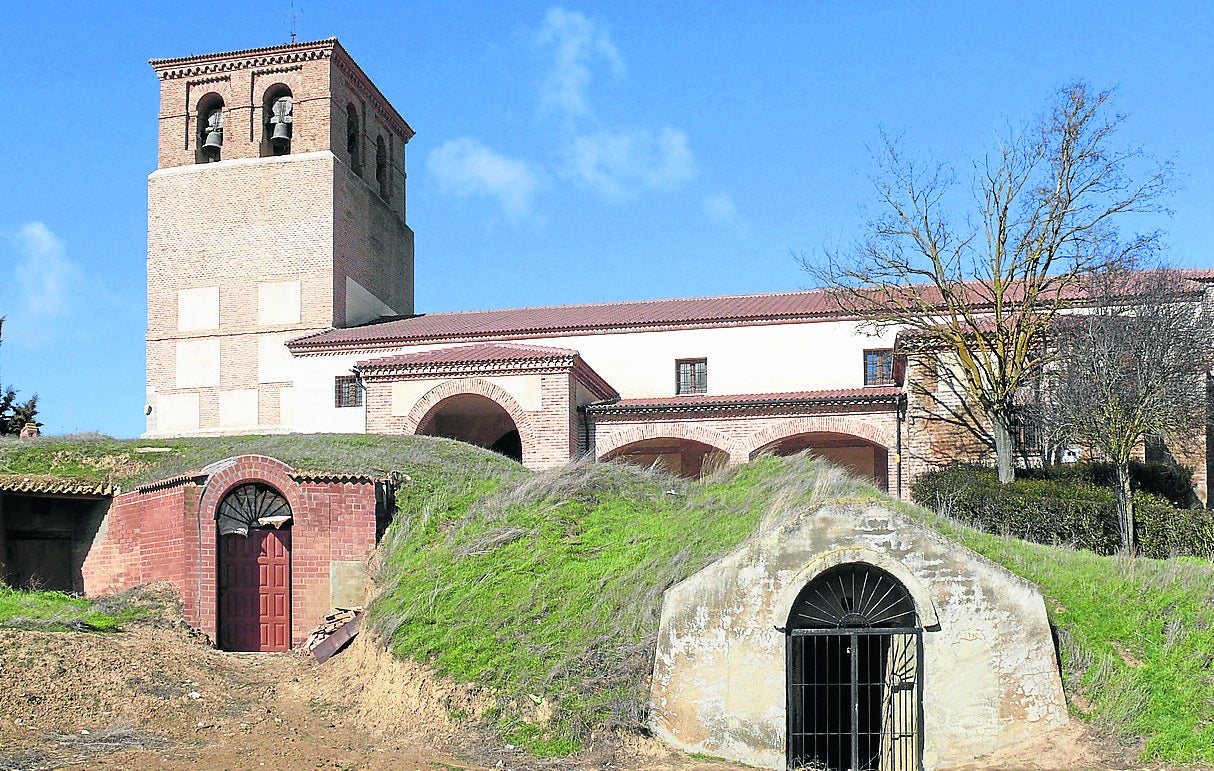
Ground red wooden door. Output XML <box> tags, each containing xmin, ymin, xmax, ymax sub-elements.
<box><xmin>219</xmin><ymin>529</ymin><xmax>291</xmax><ymax>651</ymax></box>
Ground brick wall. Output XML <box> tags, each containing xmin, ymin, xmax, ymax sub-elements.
<box><xmin>82</xmin><ymin>455</ymin><xmax>378</xmax><ymax>648</ymax></box>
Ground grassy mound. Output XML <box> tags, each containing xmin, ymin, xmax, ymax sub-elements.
<box><xmin>0</xmin><ymin>583</ymin><xmax>178</xmax><ymax>632</ymax></box>
<box><xmin>367</xmin><ymin>454</ymin><xmax>879</xmax><ymax>755</ymax></box>
<box><xmin>0</xmin><ymin>433</ymin><xmax>516</xmax><ymax>489</ymax></box>
<box><xmin>919</xmin><ymin>512</ymin><xmax>1214</xmax><ymax>764</ymax></box>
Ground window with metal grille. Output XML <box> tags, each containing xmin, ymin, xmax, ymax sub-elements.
<box><xmin>334</xmin><ymin>375</ymin><xmax>362</xmax><ymax>408</ymax></box>
<box><xmin>864</xmin><ymin>349</ymin><xmax>895</xmax><ymax>386</ymax></box>
<box><xmin>676</xmin><ymin>358</ymin><xmax>707</xmax><ymax>395</ymax></box>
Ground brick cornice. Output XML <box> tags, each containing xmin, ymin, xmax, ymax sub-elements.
<box><xmin>152</xmin><ymin>40</ymin><xmax>335</xmax><ymax>80</ymax></box>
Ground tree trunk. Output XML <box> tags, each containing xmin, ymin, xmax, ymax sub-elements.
<box><xmin>991</xmin><ymin>414</ymin><xmax>1017</xmax><ymax>484</ymax></box>
<box><xmin>1114</xmin><ymin>461</ymin><xmax>1135</xmax><ymax>555</ymax></box>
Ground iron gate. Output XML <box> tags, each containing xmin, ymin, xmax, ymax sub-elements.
<box><xmin>787</xmin><ymin>627</ymin><xmax>922</xmax><ymax>770</ymax></box>
<box><xmin>785</xmin><ymin>562</ymin><xmax>923</xmax><ymax>771</ymax></box>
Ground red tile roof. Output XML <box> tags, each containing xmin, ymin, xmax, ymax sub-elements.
<box><xmin>291</xmin><ymin>290</ymin><xmax>848</xmax><ymax>353</ymax></box>
<box><xmin>356</xmin><ymin>343</ymin><xmax>580</xmax><ymax>369</ymax></box>
<box><xmin>289</xmin><ymin>270</ymin><xmax>1214</xmax><ymax>354</ymax></box>
<box><xmin>586</xmin><ymin>386</ymin><xmax>903</xmax><ymax>414</ymax></box>
<box><xmin>356</xmin><ymin>343</ymin><xmax>618</xmax><ymax>400</ymax></box>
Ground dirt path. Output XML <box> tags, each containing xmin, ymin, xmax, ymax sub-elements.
<box><xmin>0</xmin><ymin>624</ymin><xmax>739</xmax><ymax>771</ymax></box>
<box><xmin>0</xmin><ymin>621</ymin><xmax>1152</xmax><ymax>771</ymax></box>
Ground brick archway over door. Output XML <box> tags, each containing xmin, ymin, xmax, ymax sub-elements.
<box><xmin>197</xmin><ymin>456</ymin><xmax>305</xmax><ymax>646</ymax></box>
<box><xmin>594</xmin><ymin>423</ymin><xmax>743</xmax><ymax>465</ymax></box>
<box><xmin>404</xmin><ymin>378</ymin><xmax>537</xmax><ymax>465</ymax></box>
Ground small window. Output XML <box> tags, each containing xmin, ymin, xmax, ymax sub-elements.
<box><xmin>864</xmin><ymin>349</ymin><xmax>895</xmax><ymax>386</ymax></box>
<box><xmin>375</xmin><ymin>135</ymin><xmax>390</xmax><ymax>200</ymax></box>
<box><xmin>676</xmin><ymin>358</ymin><xmax>707</xmax><ymax>395</ymax></box>
<box><xmin>346</xmin><ymin>105</ymin><xmax>362</xmax><ymax>174</ymax></box>
<box><xmin>334</xmin><ymin>375</ymin><xmax>362</xmax><ymax>408</ymax></box>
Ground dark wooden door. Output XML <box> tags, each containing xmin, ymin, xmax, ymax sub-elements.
<box><xmin>219</xmin><ymin>529</ymin><xmax>291</xmax><ymax>651</ymax></box>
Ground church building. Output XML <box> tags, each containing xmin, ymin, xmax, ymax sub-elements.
<box><xmin>142</xmin><ymin>38</ymin><xmax>1214</xmax><ymax>503</ymax></box>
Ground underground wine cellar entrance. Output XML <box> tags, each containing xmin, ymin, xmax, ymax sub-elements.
<box><xmin>649</xmin><ymin>498</ymin><xmax>1069</xmax><ymax>770</ymax></box>
<box><xmin>786</xmin><ymin>563</ymin><xmax>922</xmax><ymax>771</ymax></box>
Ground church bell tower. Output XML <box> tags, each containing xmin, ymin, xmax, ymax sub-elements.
<box><xmin>144</xmin><ymin>39</ymin><xmax>414</xmax><ymax>436</ymax></box>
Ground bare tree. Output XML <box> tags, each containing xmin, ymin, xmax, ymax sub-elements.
<box><xmin>805</xmin><ymin>83</ymin><xmax>1170</xmax><ymax>483</ymax></box>
<box><xmin>1049</xmin><ymin>267</ymin><xmax>1213</xmax><ymax>554</ymax></box>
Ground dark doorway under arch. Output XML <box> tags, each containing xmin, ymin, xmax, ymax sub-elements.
<box><xmin>753</xmin><ymin>432</ymin><xmax>889</xmax><ymax>491</ymax></box>
<box><xmin>602</xmin><ymin>438</ymin><xmax>728</xmax><ymax>479</ymax></box>
<box><xmin>416</xmin><ymin>393</ymin><xmax>523</xmax><ymax>463</ymax></box>
<box><xmin>786</xmin><ymin>563</ymin><xmax>922</xmax><ymax>771</ymax></box>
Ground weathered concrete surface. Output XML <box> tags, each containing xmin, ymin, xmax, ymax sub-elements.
<box><xmin>649</xmin><ymin>499</ymin><xmax>1067</xmax><ymax>770</ymax></box>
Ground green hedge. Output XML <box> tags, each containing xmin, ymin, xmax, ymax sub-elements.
<box><xmin>911</xmin><ymin>464</ymin><xmax>1214</xmax><ymax>559</ymax></box>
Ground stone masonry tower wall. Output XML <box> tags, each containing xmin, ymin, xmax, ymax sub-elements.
<box><xmin>145</xmin><ymin>39</ymin><xmax>414</xmax><ymax>437</ymax></box>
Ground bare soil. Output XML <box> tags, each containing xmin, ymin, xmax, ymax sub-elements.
<box><xmin>0</xmin><ymin>616</ymin><xmax>1160</xmax><ymax>771</ymax></box>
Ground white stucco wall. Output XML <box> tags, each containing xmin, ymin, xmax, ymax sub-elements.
<box><xmin>277</xmin><ymin>318</ymin><xmax>899</xmax><ymax>434</ymax></box>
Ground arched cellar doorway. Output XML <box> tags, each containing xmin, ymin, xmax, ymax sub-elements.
<box><xmin>754</xmin><ymin>432</ymin><xmax>889</xmax><ymax>491</ymax></box>
<box><xmin>602</xmin><ymin>438</ymin><xmax>728</xmax><ymax>479</ymax></box>
<box><xmin>786</xmin><ymin>563</ymin><xmax>922</xmax><ymax>771</ymax></box>
<box><xmin>217</xmin><ymin>483</ymin><xmax>293</xmax><ymax>652</ymax></box>
<box><xmin>416</xmin><ymin>394</ymin><xmax>522</xmax><ymax>462</ymax></box>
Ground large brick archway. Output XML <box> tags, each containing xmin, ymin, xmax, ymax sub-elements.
<box><xmin>744</xmin><ymin>416</ymin><xmax>893</xmax><ymax>459</ymax></box>
<box><xmin>594</xmin><ymin>423</ymin><xmax>744</xmax><ymax>465</ymax></box>
<box><xmin>403</xmin><ymin>378</ymin><xmax>538</xmax><ymax>465</ymax></box>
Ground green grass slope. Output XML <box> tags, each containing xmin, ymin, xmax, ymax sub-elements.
<box><xmin>369</xmin><ymin>448</ymin><xmax>1214</xmax><ymax>764</ymax></box>
<box><xmin>367</xmin><ymin>454</ymin><xmax>881</xmax><ymax>755</ymax></box>
<box><xmin>0</xmin><ymin>433</ymin><xmax>517</xmax><ymax>489</ymax></box>
<box><xmin>919</xmin><ymin>515</ymin><xmax>1214</xmax><ymax>765</ymax></box>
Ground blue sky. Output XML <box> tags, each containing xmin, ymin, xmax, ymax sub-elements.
<box><xmin>2</xmin><ymin>1</ymin><xmax>1211</xmax><ymax>438</ymax></box>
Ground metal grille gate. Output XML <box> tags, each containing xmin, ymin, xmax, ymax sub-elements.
<box><xmin>785</xmin><ymin>563</ymin><xmax>923</xmax><ymax>771</ymax></box>
<box><xmin>787</xmin><ymin>628</ymin><xmax>922</xmax><ymax>770</ymax></box>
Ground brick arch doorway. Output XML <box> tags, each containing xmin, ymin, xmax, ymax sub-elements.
<box><xmin>602</xmin><ymin>438</ymin><xmax>729</xmax><ymax>479</ymax></box>
<box><xmin>415</xmin><ymin>393</ymin><xmax>523</xmax><ymax>462</ymax></box>
<box><xmin>217</xmin><ymin>483</ymin><xmax>293</xmax><ymax>652</ymax></box>
<box><xmin>752</xmin><ymin>432</ymin><xmax>889</xmax><ymax>491</ymax></box>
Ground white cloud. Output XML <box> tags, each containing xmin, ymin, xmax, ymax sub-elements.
<box><xmin>703</xmin><ymin>193</ymin><xmax>738</xmax><ymax>221</ymax></box>
<box><xmin>563</xmin><ymin>127</ymin><xmax>696</xmax><ymax>200</ymax></box>
<box><xmin>427</xmin><ymin>138</ymin><xmax>545</xmax><ymax>218</ymax></box>
<box><xmin>536</xmin><ymin>6</ymin><xmax>623</xmax><ymax>122</ymax></box>
<box><xmin>12</xmin><ymin>222</ymin><xmax>81</xmax><ymax>318</ymax></box>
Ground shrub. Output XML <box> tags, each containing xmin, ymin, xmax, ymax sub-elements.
<box><xmin>911</xmin><ymin>464</ymin><xmax>1213</xmax><ymax>558</ymax></box>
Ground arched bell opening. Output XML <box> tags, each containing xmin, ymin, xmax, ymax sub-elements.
<box><xmin>786</xmin><ymin>563</ymin><xmax>922</xmax><ymax>771</ymax></box>
<box><xmin>261</xmin><ymin>85</ymin><xmax>294</xmax><ymax>157</ymax></box>
<box><xmin>195</xmin><ymin>93</ymin><xmax>225</xmax><ymax>164</ymax></box>
<box><xmin>375</xmin><ymin>134</ymin><xmax>390</xmax><ymax>200</ymax></box>
<box><xmin>216</xmin><ymin>483</ymin><xmax>293</xmax><ymax>652</ymax></box>
<box><xmin>753</xmin><ymin>431</ymin><xmax>889</xmax><ymax>492</ymax></box>
<box><xmin>602</xmin><ymin>438</ymin><xmax>728</xmax><ymax>479</ymax></box>
<box><xmin>415</xmin><ymin>393</ymin><xmax>523</xmax><ymax>463</ymax></box>
<box><xmin>346</xmin><ymin>103</ymin><xmax>362</xmax><ymax>175</ymax></box>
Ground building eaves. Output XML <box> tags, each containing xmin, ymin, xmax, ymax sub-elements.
<box><xmin>585</xmin><ymin>387</ymin><xmax>904</xmax><ymax>416</ymax></box>
<box><xmin>0</xmin><ymin>476</ymin><xmax>117</xmax><ymax>498</ymax></box>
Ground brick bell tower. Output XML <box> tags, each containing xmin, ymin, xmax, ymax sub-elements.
<box><xmin>145</xmin><ymin>39</ymin><xmax>414</xmax><ymax>437</ymax></box>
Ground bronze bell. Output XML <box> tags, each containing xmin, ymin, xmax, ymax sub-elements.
<box><xmin>271</xmin><ymin>120</ymin><xmax>292</xmax><ymax>148</ymax></box>
<box><xmin>202</xmin><ymin>128</ymin><xmax>224</xmax><ymax>157</ymax></box>
<box><xmin>201</xmin><ymin>109</ymin><xmax>224</xmax><ymax>159</ymax></box>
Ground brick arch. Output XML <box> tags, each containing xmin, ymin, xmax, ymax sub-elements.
<box><xmin>595</xmin><ymin>423</ymin><xmax>743</xmax><ymax>464</ymax></box>
<box><xmin>198</xmin><ymin>455</ymin><xmax>305</xmax><ymax>522</ymax></box>
<box><xmin>403</xmin><ymin>378</ymin><xmax>536</xmax><ymax>464</ymax></box>
<box><xmin>745</xmin><ymin>416</ymin><xmax>893</xmax><ymax>460</ymax></box>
